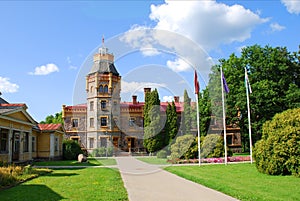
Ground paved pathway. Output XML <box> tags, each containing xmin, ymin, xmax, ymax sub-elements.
<box><xmin>116</xmin><ymin>157</ymin><xmax>239</xmax><ymax>201</ymax></box>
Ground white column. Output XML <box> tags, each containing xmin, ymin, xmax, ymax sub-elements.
<box><xmin>50</xmin><ymin>133</ymin><xmax>54</xmax><ymax>158</ymax></box>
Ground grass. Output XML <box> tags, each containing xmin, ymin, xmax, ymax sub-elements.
<box><xmin>233</xmin><ymin>152</ymin><xmax>250</xmax><ymax>157</ymax></box>
<box><xmin>0</xmin><ymin>168</ymin><xmax>128</xmax><ymax>201</ymax></box>
<box><xmin>137</xmin><ymin>157</ymin><xmax>170</xmax><ymax>165</ymax></box>
<box><xmin>165</xmin><ymin>163</ymin><xmax>300</xmax><ymax>201</ymax></box>
<box><xmin>33</xmin><ymin>157</ymin><xmax>116</xmax><ymax>166</ymax></box>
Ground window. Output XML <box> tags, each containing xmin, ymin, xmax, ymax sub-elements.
<box><xmin>0</xmin><ymin>129</ymin><xmax>8</xmax><ymax>153</ymax></box>
<box><xmin>32</xmin><ymin>136</ymin><xmax>36</xmax><ymax>152</ymax></box>
<box><xmin>101</xmin><ymin>100</ymin><xmax>107</xmax><ymax>109</ymax></box>
<box><xmin>99</xmin><ymin>85</ymin><xmax>103</xmax><ymax>93</ymax></box>
<box><xmin>90</xmin><ymin>86</ymin><xmax>93</xmax><ymax>93</ymax></box>
<box><xmin>101</xmin><ymin>117</ymin><xmax>107</xmax><ymax>127</ymax></box>
<box><xmin>54</xmin><ymin>137</ymin><xmax>58</xmax><ymax>151</ymax></box>
<box><xmin>90</xmin><ymin>118</ymin><xmax>94</xmax><ymax>127</ymax></box>
<box><xmin>100</xmin><ymin>137</ymin><xmax>107</xmax><ymax>148</ymax></box>
<box><xmin>104</xmin><ymin>85</ymin><xmax>108</xmax><ymax>93</ymax></box>
<box><xmin>72</xmin><ymin>119</ymin><xmax>79</xmax><ymax>127</ymax></box>
<box><xmin>129</xmin><ymin>117</ymin><xmax>135</xmax><ymax>127</ymax></box>
<box><xmin>89</xmin><ymin>138</ymin><xmax>94</xmax><ymax>148</ymax></box>
<box><xmin>23</xmin><ymin>132</ymin><xmax>29</xmax><ymax>152</ymax></box>
<box><xmin>90</xmin><ymin>101</ymin><xmax>94</xmax><ymax>111</ymax></box>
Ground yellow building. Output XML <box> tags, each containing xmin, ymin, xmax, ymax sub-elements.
<box><xmin>0</xmin><ymin>96</ymin><xmax>64</xmax><ymax>163</ymax></box>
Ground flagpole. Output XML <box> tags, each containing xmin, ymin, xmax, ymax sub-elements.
<box><xmin>245</xmin><ymin>68</ymin><xmax>253</xmax><ymax>164</ymax></box>
<box><xmin>194</xmin><ymin>70</ymin><xmax>201</xmax><ymax>166</ymax></box>
<box><xmin>220</xmin><ymin>67</ymin><xmax>228</xmax><ymax>165</ymax></box>
<box><xmin>196</xmin><ymin>92</ymin><xmax>201</xmax><ymax>166</ymax></box>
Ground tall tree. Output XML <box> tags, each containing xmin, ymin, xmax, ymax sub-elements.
<box><xmin>181</xmin><ymin>89</ymin><xmax>191</xmax><ymax>135</ymax></box>
<box><xmin>165</xmin><ymin>101</ymin><xmax>178</xmax><ymax>146</ymax></box>
<box><xmin>208</xmin><ymin>45</ymin><xmax>300</xmax><ymax>149</ymax></box>
<box><xmin>143</xmin><ymin>89</ymin><xmax>164</xmax><ymax>153</ymax></box>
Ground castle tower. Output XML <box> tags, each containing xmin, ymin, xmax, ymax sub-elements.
<box><xmin>85</xmin><ymin>42</ymin><xmax>121</xmax><ymax>152</ymax></box>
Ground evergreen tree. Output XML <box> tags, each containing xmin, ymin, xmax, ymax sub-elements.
<box><xmin>181</xmin><ymin>89</ymin><xmax>191</xmax><ymax>135</ymax></box>
<box><xmin>143</xmin><ymin>89</ymin><xmax>164</xmax><ymax>153</ymax></box>
<box><xmin>165</xmin><ymin>101</ymin><xmax>178</xmax><ymax>146</ymax></box>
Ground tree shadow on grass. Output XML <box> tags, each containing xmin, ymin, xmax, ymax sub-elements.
<box><xmin>44</xmin><ymin>172</ymin><xmax>79</xmax><ymax>177</ymax></box>
<box><xmin>0</xmin><ymin>184</ymin><xmax>65</xmax><ymax>201</ymax></box>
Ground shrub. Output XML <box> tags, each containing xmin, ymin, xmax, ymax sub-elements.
<box><xmin>170</xmin><ymin>135</ymin><xmax>195</xmax><ymax>160</ymax></box>
<box><xmin>63</xmin><ymin>139</ymin><xmax>83</xmax><ymax>160</ymax></box>
<box><xmin>157</xmin><ymin>150</ymin><xmax>167</xmax><ymax>158</ymax></box>
<box><xmin>91</xmin><ymin>147</ymin><xmax>113</xmax><ymax>157</ymax></box>
<box><xmin>201</xmin><ymin>134</ymin><xmax>232</xmax><ymax>158</ymax></box>
<box><xmin>253</xmin><ymin>108</ymin><xmax>300</xmax><ymax>177</ymax></box>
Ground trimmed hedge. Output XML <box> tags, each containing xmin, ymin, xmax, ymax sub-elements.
<box><xmin>253</xmin><ymin>108</ymin><xmax>300</xmax><ymax>177</ymax></box>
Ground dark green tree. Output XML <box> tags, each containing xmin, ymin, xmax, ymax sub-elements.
<box><xmin>40</xmin><ymin>112</ymin><xmax>63</xmax><ymax>124</ymax></box>
<box><xmin>208</xmin><ymin>45</ymin><xmax>300</xmax><ymax>149</ymax></box>
<box><xmin>165</xmin><ymin>101</ymin><xmax>178</xmax><ymax>146</ymax></box>
<box><xmin>181</xmin><ymin>89</ymin><xmax>191</xmax><ymax>135</ymax></box>
<box><xmin>143</xmin><ymin>89</ymin><xmax>164</xmax><ymax>153</ymax></box>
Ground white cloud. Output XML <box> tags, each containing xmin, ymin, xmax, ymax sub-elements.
<box><xmin>166</xmin><ymin>58</ymin><xmax>192</xmax><ymax>72</ymax></box>
<box><xmin>149</xmin><ymin>1</ymin><xmax>267</xmax><ymax>49</ymax></box>
<box><xmin>270</xmin><ymin>22</ymin><xmax>286</xmax><ymax>32</ymax></box>
<box><xmin>0</xmin><ymin>77</ymin><xmax>19</xmax><ymax>93</ymax></box>
<box><xmin>120</xmin><ymin>1</ymin><xmax>267</xmax><ymax>81</ymax></box>
<box><xmin>121</xmin><ymin>80</ymin><xmax>166</xmax><ymax>94</ymax></box>
<box><xmin>29</xmin><ymin>63</ymin><xmax>59</xmax><ymax>75</ymax></box>
<box><xmin>281</xmin><ymin>0</ymin><xmax>300</xmax><ymax>14</ymax></box>
<box><xmin>162</xmin><ymin>95</ymin><xmax>174</xmax><ymax>102</ymax></box>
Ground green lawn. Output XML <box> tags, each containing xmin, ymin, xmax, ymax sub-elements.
<box><xmin>165</xmin><ymin>163</ymin><xmax>299</xmax><ymax>201</ymax></box>
<box><xmin>0</xmin><ymin>168</ymin><xmax>128</xmax><ymax>201</ymax></box>
<box><xmin>137</xmin><ymin>157</ymin><xmax>170</xmax><ymax>165</ymax></box>
<box><xmin>33</xmin><ymin>158</ymin><xmax>116</xmax><ymax>166</ymax></box>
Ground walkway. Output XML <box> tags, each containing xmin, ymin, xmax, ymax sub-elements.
<box><xmin>116</xmin><ymin>157</ymin><xmax>239</xmax><ymax>201</ymax></box>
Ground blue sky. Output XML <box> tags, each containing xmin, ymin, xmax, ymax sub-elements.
<box><xmin>0</xmin><ymin>0</ymin><xmax>299</xmax><ymax>122</ymax></box>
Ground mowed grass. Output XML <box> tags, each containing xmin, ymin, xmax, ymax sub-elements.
<box><xmin>0</xmin><ymin>168</ymin><xmax>128</xmax><ymax>201</ymax></box>
<box><xmin>165</xmin><ymin>163</ymin><xmax>300</xmax><ymax>201</ymax></box>
<box><xmin>137</xmin><ymin>157</ymin><xmax>170</xmax><ymax>165</ymax></box>
<box><xmin>33</xmin><ymin>157</ymin><xmax>116</xmax><ymax>166</ymax></box>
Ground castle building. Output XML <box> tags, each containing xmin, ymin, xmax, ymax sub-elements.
<box><xmin>62</xmin><ymin>44</ymin><xmax>242</xmax><ymax>154</ymax></box>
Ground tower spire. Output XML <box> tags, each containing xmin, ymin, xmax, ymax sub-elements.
<box><xmin>102</xmin><ymin>35</ymin><xmax>105</xmax><ymax>47</ymax></box>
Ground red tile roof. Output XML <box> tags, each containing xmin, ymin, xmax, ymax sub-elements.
<box><xmin>0</xmin><ymin>103</ymin><xmax>26</xmax><ymax>107</ymax></box>
<box><xmin>121</xmin><ymin>102</ymin><xmax>183</xmax><ymax>113</ymax></box>
<box><xmin>38</xmin><ymin>123</ymin><xmax>62</xmax><ymax>131</ymax></box>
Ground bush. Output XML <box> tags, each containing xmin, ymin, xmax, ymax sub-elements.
<box><xmin>157</xmin><ymin>150</ymin><xmax>167</xmax><ymax>158</ymax></box>
<box><xmin>91</xmin><ymin>147</ymin><xmax>113</xmax><ymax>157</ymax></box>
<box><xmin>63</xmin><ymin>140</ymin><xmax>83</xmax><ymax>160</ymax></box>
<box><xmin>253</xmin><ymin>108</ymin><xmax>300</xmax><ymax>177</ymax></box>
<box><xmin>170</xmin><ymin>135</ymin><xmax>195</xmax><ymax>160</ymax></box>
<box><xmin>201</xmin><ymin>134</ymin><xmax>232</xmax><ymax>158</ymax></box>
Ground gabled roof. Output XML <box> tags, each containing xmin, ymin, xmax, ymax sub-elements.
<box><xmin>0</xmin><ymin>97</ymin><xmax>9</xmax><ymax>104</ymax></box>
<box><xmin>89</xmin><ymin>60</ymin><xmax>119</xmax><ymax>76</ymax></box>
<box><xmin>38</xmin><ymin>123</ymin><xmax>63</xmax><ymax>131</ymax></box>
<box><xmin>0</xmin><ymin>103</ymin><xmax>36</xmax><ymax>125</ymax></box>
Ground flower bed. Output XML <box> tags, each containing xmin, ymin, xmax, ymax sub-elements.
<box><xmin>168</xmin><ymin>156</ymin><xmax>251</xmax><ymax>164</ymax></box>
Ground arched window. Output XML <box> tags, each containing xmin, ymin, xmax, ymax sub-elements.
<box><xmin>90</xmin><ymin>86</ymin><xmax>93</xmax><ymax>93</ymax></box>
<box><xmin>99</xmin><ymin>85</ymin><xmax>103</xmax><ymax>93</ymax></box>
<box><xmin>104</xmin><ymin>85</ymin><xmax>108</xmax><ymax>93</ymax></box>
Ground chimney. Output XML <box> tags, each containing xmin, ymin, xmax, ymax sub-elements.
<box><xmin>174</xmin><ymin>96</ymin><xmax>179</xmax><ymax>103</ymax></box>
<box><xmin>132</xmin><ymin>95</ymin><xmax>137</xmax><ymax>104</ymax></box>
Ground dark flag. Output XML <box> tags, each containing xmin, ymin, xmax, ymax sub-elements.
<box><xmin>222</xmin><ymin>72</ymin><xmax>229</xmax><ymax>93</ymax></box>
<box><xmin>194</xmin><ymin>70</ymin><xmax>200</xmax><ymax>94</ymax></box>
